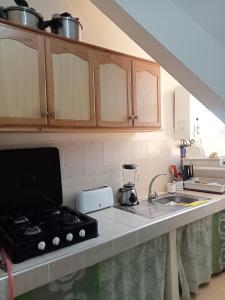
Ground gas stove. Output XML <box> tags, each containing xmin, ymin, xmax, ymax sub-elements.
<box><xmin>0</xmin><ymin>147</ymin><xmax>98</xmax><ymax>264</ymax></box>
<box><xmin>0</xmin><ymin>206</ymin><xmax>98</xmax><ymax>263</ymax></box>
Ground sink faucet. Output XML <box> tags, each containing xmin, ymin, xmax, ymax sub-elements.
<box><xmin>148</xmin><ymin>173</ymin><xmax>167</xmax><ymax>203</ymax></box>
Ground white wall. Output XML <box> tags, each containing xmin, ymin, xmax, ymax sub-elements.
<box><xmin>0</xmin><ymin>0</ymin><xmax>179</xmax><ymax>206</ymax></box>
<box><xmin>190</xmin><ymin>96</ymin><xmax>225</xmax><ymax>156</ymax></box>
<box><xmin>172</xmin><ymin>0</ymin><xmax>225</xmax><ymax>48</ymax></box>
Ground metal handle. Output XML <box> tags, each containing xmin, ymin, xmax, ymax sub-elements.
<box><xmin>41</xmin><ymin>111</ymin><xmax>48</xmax><ymax>118</ymax></box>
<box><xmin>14</xmin><ymin>0</ymin><xmax>29</xmax><ymax>7</ymax></box>
<box><xmin>50</xmin><ymin>111</ymin><xmax>56</xmax><ymax>118</ymax></box>
<box><xmin>128</xmin><ymin>115</ymin><xmax>138</xmax><ymax>121</ymax></box>
<box><xmin>0</xmin><ymin>7</ymin><xmax>7</xmax><ymax>19</ymax></box>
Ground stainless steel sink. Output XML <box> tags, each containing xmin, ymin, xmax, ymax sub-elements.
<box><xmin>155</xmin><ymin>194</ymin><xmax>207</xmax><ymax>205</ymax></box>
<box><xmin>118</xmin><ymin>199</ymin><xmax>183</xmax><ymax>219</ymax></box>
<box><xmin>118</xmin><ymin>194</ymin><xmax>209</xmax><ymax>220</ymax></box>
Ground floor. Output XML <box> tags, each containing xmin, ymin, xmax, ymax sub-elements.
<box><xmin>191</xmin><ymin>271</ymin><xmax>225</xmax><ymax>300</ymax></box>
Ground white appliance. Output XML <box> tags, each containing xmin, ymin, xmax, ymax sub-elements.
<box><xmin>194</xmin><ymin>166</ymin><xmax>225</xmax><ymax>179</ymax></box>
<box><xmin>175</xmin><ymin>85</ymin><xmax>201</xmax><ymax>140</ymax></box>
<box><xmin>184</xmin><ymin>164</ymin><xmax>225</xmax><ymax>193</ymax></box>
<box><xmin>184</xmin><ymin>177</ymin><xmax>225</xmax><ymax>193</ymax></box>
<box><xmin>183</xmin><ymin>158</ymin><xmax>225</xmax><ymax>167</ymax></box>
<box><xmin>75</xmin><ymin>186</ymin><xmax>114</xmax><ymax>213</ymax></box>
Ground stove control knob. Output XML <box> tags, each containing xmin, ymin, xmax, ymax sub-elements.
<box><xmin>66</xmin><ymin>233</ymin><xmax>73</xmax><ymax>242</ymax></box>
<box><xmin>52</xmin><ymin>237</ymin><xmax>60</xmax><ymax>246</ymax></box>
<box><xmin>79</xmin><ymin>229</ymin><xmax>86</xmax><ymax>238</ymax></box>
<box><xmin>38</xmin><ymin>241</ymin><xmax>46</xmax><ymax>251</ymax></box>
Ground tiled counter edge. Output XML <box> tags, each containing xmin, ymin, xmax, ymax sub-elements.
<box><xmin>1</xmin><ymin>192</ymin><xmax>225</xmax><ymax>297</ymax></box>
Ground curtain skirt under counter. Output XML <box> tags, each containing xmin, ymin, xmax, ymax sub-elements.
<box><xmin>15</xmin><ymin>234</ymin><xmax>167</xmax><ymax>300</ymax></box>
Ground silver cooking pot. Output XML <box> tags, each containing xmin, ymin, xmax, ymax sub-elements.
<box><xmin>44</xmin><ymin>12</ymin><xmax>83</xmax><ymax>41</ymax></box>
<box><xmin>3</xmin><ymin>6</ymin><xmax>44</xmax><ymax>30</ymax></box>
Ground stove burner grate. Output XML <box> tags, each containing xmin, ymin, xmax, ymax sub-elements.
<box><xmin>51</xmin><ymin>210</ymin><xmax>61</xmax><ymax>216</ymax></box>
<box><xmin>14</xmin><ymin>216</ymin><xmax>29</xmax><ymax>224</ymax></box>
<box><xmin>24</xmin><ymin>225</ymin><xmax>42</xmax><ymax>236</ymax></box>
<box><xmin>61</xmin><ymin>213</ymin><xmax>81</xmax><ymax>225</ymax></box>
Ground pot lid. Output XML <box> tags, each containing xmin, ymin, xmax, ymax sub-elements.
<box><xmin>52</xmin><ymin>12</ymin><xmax>80</xmax><ymax>23</ymax></box>
<box><xmin>122</xmin><ymin>164</ymin><xmax>137</xmax><ymax>170</ymax></box>
<box><xmin>5</xmin><ymin>6</ymin><xmax>43</xmax><ymax>20</ymax></box>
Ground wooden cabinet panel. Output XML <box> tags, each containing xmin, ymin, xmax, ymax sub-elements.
<box><xmin>95</xmin><ymin>50</ymin><xmax>132</xmax><ymax>127</ymax></box>
<box><xmin>0</xmin><ymin>25</ymin><xmax>47</xmax><ymax>126</ymax></box>
<box><xmin>46</xmin><ymin>38</ymin><xmax>95</xmax><ymax>127</ymax></box>
<box><xmin>136</xmin><ymin>70</ymin><xmax>158</xmax><ymax>122</ymax></box>
<box><xmin>132</xmin><ymin>60</ymin><xmax>161</xmax><ymax>128</ymax></box>
<box><xmin>53</xmin><ymin>53</ymin><xmax>90</xmax><ymax>120</ymax></box>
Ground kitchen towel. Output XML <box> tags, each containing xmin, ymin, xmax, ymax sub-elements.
<box><xmin>177</xmin><ymin>215</ymin><xmax>212</xmax><ymax>300</ymax></box>
<box><xmin>176</xmin><ymin>200</ymin><xmax>208</xmax><ymax>207</ymax></box>
<box><xmin>15</xmin><ymin>234</ymin><xmax>167</xmax><ymax>300</ymax></box>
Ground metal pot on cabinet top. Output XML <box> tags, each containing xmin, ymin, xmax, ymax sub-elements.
<box><xmin>44</xmin><ymin>12</ymin><xmax>83</xmax><ymax>41</ymax></box>
<box><xmin>4</xmin><ymin>6</ymin><xmax>44</xmax><ymax>29</ymax></box>
<box><xmin>0</xmin><ymin>0</ymin><xmax>44</xmax><ymax>30</ymax></box>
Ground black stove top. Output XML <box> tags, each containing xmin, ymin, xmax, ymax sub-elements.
<box><xmin>0</xmin><ymin>148</ymin><xmax>98</xmax><ymax>264</ymax></box>
<box><xmin>0</xmin><ymin>206</ymin><xmax>98</xmax><ymax>263</ymax></box>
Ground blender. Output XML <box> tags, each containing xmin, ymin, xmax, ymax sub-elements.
<box><xmin>118</xmin><ymin>164</ymin><xmax>139</xmax><ymax>206</ymax></box>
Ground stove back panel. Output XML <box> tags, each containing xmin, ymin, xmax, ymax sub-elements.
<box><xmin>0</xmin><ymin>147</ymin><xmax>63</xmax><ymax>215</ymax></box>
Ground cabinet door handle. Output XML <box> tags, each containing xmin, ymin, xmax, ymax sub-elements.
<box><xmin>41</xmin><ymin>111</ymin><xmax>48</xmax><ymax>118</ymax></box>
<box><xmin>50</xmin><ymin>111</ymin><xmax>56</xmax><ymax>118</ymax></box>
<box><xmin>128</xmin><ymin>115</ymin><xmax>138</xmax><ymax>121</ymax></box>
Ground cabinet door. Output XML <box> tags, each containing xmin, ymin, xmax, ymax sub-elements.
<box><xmin>46</xmin><ymin>38</ymin><xmax>95</xmax><ymax>127</ymax></box>
<box><xmin>95</xmin><ymin>50</ymin><xmax>132</xmax><ymax>127</ymax></box>
<box><xmin>0</xmin><ymin>25</ymin><xmax>47</xmax><ymax>127</ymax></box>
<box><xmin>132</xmin><ymin>60</ymin><xmax>161</xmax><ymax>128</ymax></box>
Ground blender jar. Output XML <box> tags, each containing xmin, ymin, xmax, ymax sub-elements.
<box><xmin>122</xmin><ymin>164</ymin><xmax>137</xmax><ymax>187</ymax></box>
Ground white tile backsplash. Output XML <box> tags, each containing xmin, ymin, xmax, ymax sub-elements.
<box><xmin>119</xmin><ymin>141</ymin><xmax>135</xmax><ymax>163</ymax></box>
<box><xmin>83</xmin><ymin>142</ymin><xmax>105</xmax><ymax>182</ymax></box>
<box><xmin>0</xmin><ymin>132</ymin><xmax>180</xmax><ymax>207</ymax></box>
<box><xmin>133</xmin><ymin>140</ymin><xmax>149</xmax><ymax>161</ymax></box>
<box><xmin>62</xmin><ymin>141</ymin><xmax>86</xmax><ymax>179</ymax></box>
<box><xmin>103</xmin><ymin>141</ymin><xmax>121</xmax><ymax>168</ymax></box>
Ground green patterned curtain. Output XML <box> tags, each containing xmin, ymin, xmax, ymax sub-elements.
<box><xmin>15</xmin><ymin>235</ymin><xmax>167</xmax><ymax>300</ymax></box>
<box><xmin>212</xmin><ymin>210</ymin><xmax>225</xmax><ymax>274</ymax></box>
<box><xmin>177</xmin><ymin>216</ymin><xmax>212</xmax><ymax>300</ymax></box>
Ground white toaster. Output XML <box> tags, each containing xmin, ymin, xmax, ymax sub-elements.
<box><xmin>75</xmin><ymin>186</ymin><xmax>114</xmax><ymax>213</ymax></box>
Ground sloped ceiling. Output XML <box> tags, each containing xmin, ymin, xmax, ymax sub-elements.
<box><xmin>91</xmin><ymin>0</ymin><xmax>225</xmax><ymax>123</ymax></box>
<box><xmin>172</xmin><ymin>0</ymin><xmax>225</xmax><ymax>49</ymax></box>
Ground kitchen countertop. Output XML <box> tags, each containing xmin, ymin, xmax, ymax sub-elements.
<box><xmin>1</xmin><ymin>190</ymin><xmax>225</xmax><ymax>297</ymax></box>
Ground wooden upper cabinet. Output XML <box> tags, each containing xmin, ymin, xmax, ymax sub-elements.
<box><xmin>0</xmin><ymin>25</ymin><xmax>47</xmax><ymax>126</ymax></box>
<box><xmin>45</xmin><ymin>38</ymin><xmax>95</xmax><ymax>127</ymax></box>
<box><xmin>0</xmin><ymin>21</ymin><xmax>161</xmax><ymax>131</ymax></box>
<box><xmin>132</xmin><ymin>59</ymin><xmax>161</xmax><ymax>128</ymax></box>
<box><xmin>94</xmin><ymin>50</ymin><xmax>132</xmax><ymax>127</ymax></box>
